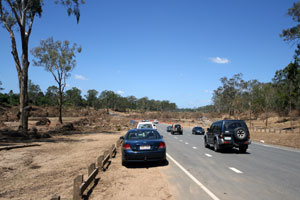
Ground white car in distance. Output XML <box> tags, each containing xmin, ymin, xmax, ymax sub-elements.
<box><xmin>137</xmin><ymin>121</ymin><xmax>157</xmax><ymax>130</ymax></box>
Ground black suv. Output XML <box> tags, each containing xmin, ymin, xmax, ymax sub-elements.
<box><xmin>204</xmin><ymin>120</ymin><xmax>251</xmax><ymax>153</ymax></box>
<box><xmin>171</xmin><ymin>124</ymin><xmax>183</xmax><ymax>135</ymax></box>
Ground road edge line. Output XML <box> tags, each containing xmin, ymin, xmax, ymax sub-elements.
<box><xmin>166</xmin><ymin>153</ymin><xmax>220</xmax><ymax>200</ymax></box>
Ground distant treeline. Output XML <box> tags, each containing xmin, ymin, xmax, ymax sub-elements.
<box><xmin>0</xmin><ymin>81</ymin><xmax>177</xmax><ymax>112</ymax></box>
<box><xmin>197</xmin><ymin>59</ymin><xmax>300</xmax><ymax>117</ymax></box>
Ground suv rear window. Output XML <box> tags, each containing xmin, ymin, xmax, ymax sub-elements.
<box><xmin>174</xmin><ymin>125</ymin><xmax>181</xmax><ymax>128</ymax></box>
<box><xmin>224</xmin><ymin>121</ymin><xmax>247</xmax><ymax>130</ymax></box>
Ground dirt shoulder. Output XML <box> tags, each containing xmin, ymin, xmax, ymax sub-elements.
<box><xmin>0</xmin><ymin>132</ymin><xmax>122</xmax><ymax>199</ymax></box>
<box><xmin>90</xmin><ymin>151</ymin><xmax>173</xmax><ymax>200</ymax></box>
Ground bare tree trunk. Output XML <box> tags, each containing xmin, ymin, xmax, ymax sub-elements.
<box><xmin>58</xmin><ymin>86</ymin><xmax>63</xmax><ymax>124</ymax></box>
<box><xmin>19</xmin><ymin>35</ymin><xmax>30</xmax><ymax>134</ymax></box>
<box><xmin>265</xmin><ymin>111</ymin><xmax>268</xmax><ymax>127</ymax></box>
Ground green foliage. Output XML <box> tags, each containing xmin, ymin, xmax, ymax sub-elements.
<box><xmin>45</xmin><ymin>85</ymin><xmax>58</xmax><ymax>106</ymax></box>
<box><xmin>31</xmin><ymin>37</ymin><xmax>81</xmax><ymax>84</ymax></box>
<box><xmin>281</xmin><ymin>1</ymin><xmax>300</xmax><ymax>58</ymax></box>
<box><xmin>28</xmin><ymin>80</ymin><xmax>45</xmax><ymax>105</ymax></box>
<box><xmin>64</xmin><ymin>87</ymin><xmax>83</xmax><ymax>107</ymax></box>
<box><xmin>85</xmin><ymin>89</ymin><xmax>99</xmax><ymax>108</ymax></box>
<box><xmin>0</xmin><ymin>81</ymin><xmax>3</xmax><ymax>92</ymax></box>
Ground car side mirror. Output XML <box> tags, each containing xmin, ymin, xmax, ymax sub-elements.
<box><xmin>120</xmin><ymin>136</ymin><xmax>124</xmax><ymax>140</ymax></box>
<box><xmin>161</xmin><ymin>135</ymin><xmax>164</xmax><ymax>139</ymax></box>
<box><xmin>207</xmin><ymin>128</ymin><xmax>210</xmax><ymax>132</ymax></box>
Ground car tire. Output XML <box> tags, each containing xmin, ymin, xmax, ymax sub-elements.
<box><xmin>234</xmin><ymin>127</ymin><xmax>248</xmax><ymax>141</ymax></box>
<box><xmin>122</xmin><ymin>160</ymin><xmax>127</xmax><ymax>166</ymax></box>
<box><xmin>239</xmin><ymin>145</ymin><xmax>248</xmax><ymax>153</ymax></box>
<box><xmin>204</xmin><ymin>137</ymin><xmax>209</xmax><ymax>148</ymax></box>
<box><xmin>214</xmin><ymin>140</ymin><xmax>220</xmax><ymax>152</ymax></box>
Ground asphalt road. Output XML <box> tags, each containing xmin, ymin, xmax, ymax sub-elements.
<box><xmin>157</xmin><ymin>124</ymin><xmax>300</xmax><ymax>200</ymax></box>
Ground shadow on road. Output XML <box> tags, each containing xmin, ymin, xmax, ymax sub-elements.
<box><xmin>124</xmin><ymin>160</ymin><xmax>169</xmax><ymax>169</ymax></box>
<box><xmin>218</xmin><ymin>148</ymin><xmax>251</xmax><ymax>154</ymax></box>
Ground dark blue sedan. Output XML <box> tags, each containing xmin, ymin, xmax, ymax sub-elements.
<box><xmin>192</xmin><ymin>126</ymin><xmax>205</xmax><ymax>135</ymax></box>
<box><xmin>121</xmin><ymin>129</ymin><xmax>166</xmax><ymax>166</ymax></box>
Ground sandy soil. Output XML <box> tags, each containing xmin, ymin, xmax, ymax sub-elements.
<box><xmin>0</xmin><ymin>131</ymin><xmax>173</xmax><ymax>200</ymax></box>
<box><xmin>90</xmin><ymin>152</ymin><xmax>173</xmax><ymax>200</ymax></box>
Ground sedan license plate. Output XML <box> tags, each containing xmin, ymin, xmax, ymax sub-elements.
<box><xmin>224</xmin><ymin>137</ymin><xmax>231</xmax><ymax>140</ymax></box>
<box><xmin>140</xmin><ymin>145</ymin><xmax>151</xmax><ymax>150</ymax></box>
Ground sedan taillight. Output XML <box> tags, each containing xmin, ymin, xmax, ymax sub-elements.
<box><xmin>123</xmin><ymin>143</ymin><xmax>131</xmax><ymax>150</ymax></box>
<box><xmin>159</xmin><ymin>142</ymin><xmax>166</xmax><ymax>149</ymax></box>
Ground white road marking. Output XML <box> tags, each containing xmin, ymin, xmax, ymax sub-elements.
<box><xmin>193</xmin><ymin>147</ymin><xmax>197</xmax><ymax>149</ymax></box>
<box><xmin>205</xmin><ymin>153</ymin><xmax>212</xmax><ymax>157</ymax></box>
<box><xmin>167</xmin><ymin>153</ymin><xmax>220</xmax><ymax>200</ymax></box>
<box><xmin>229</xmin><ymin>167</ymin><xmax>243</xmax><ymax>174</ymax></box>
<box><xmin>174</xmin><ymin>137</ymin><xmax>178</xmax><ymax>139</ymax></box>
<box><xmin>185</xmin><ymin>142</ymin><xmax>189</xmax><ymax>145</ymax></box>
<box><xmin>180</xmin><ymin>140</ymin><xmax>183</xmax><ymax>142</ymax></box>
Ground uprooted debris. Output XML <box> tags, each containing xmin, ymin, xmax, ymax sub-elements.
<box><xmin>36</xmin><ymin>117</ymin><xmax>51</xmax><ymax>126</ymax></box>
<box><xmin>55</xmin><ymin>123</ymin><xmax>76</xmax><ymax>132</ymax></box>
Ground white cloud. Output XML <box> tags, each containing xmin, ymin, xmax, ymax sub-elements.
<box><xmin>209</xmin><ymin>57</ymin><xmax>230</xmax><ymax>64</ymax></box>
<box><xmin>204</xmin><ymin>90</ymin><xmax>211</xmax><ymax>93</ymax></box>
<box><xmin>75</xmin><ymin>74</ymin><xmax>88</xmax><ymax>80</ymax></box>
<box><xmin>66</xmin><ymin>84</ymin><xmax>71</xmax><ymax>87</ymax></box>
<box><xmin>117</xmin><ymin>90</ymin><xmax>124</xmax><ymax>95</ymax></box>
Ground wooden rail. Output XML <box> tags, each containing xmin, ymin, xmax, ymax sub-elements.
<box><xmin>52</xmin><ymin>137</ymin><xmax>124</xmax><ymax>200</ymax></box>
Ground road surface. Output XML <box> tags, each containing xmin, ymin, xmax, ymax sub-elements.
<box><xmin>157</xmin><ymin>124</ymin><xmax>300</xmax><ymax>200</ymax></box>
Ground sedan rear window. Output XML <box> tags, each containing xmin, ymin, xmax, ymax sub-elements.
<box><xmin>138</xmin><ymin>124</ymin><xmax>153</xmax><ymax>129</ymax></box>
<box><xmin>126</xmin><ymin>130</ymin><xmax>160</xmax><ymax>140</ymax></box>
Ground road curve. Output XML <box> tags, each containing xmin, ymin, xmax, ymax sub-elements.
<box><xmin>157</xmin><ymin>124</ymin><xmax>300</xmax><ymax>200</ymax></box>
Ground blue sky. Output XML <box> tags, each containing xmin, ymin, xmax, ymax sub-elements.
<box><xmin>0</xmin><ymin>0</ymin><xmax>297</xmax><ymax>108</ymax></box>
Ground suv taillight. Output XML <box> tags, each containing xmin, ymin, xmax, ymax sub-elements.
<box><xmin>123</xmin><ymin>143</ymin><xmax>131</xmax><ymax>150</ymax></box>
<box><xmin>220</xmin><ymin>132</ymin><xmax>224</xmax><ymax>139</ymax></box>
<box><xmin>159</xmin><ymin>142</ymin><xmax>166</xmax><ymax>149</ymax></box>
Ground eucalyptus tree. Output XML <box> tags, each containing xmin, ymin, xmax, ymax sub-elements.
<box><xmin>31</xmin><ymin>37</ymin><xmax>82</xmax><ymax>124</ymax></box>
<box><xmin>64</xmin><ymin>87</ymin><xmax>83</xmax><ymax>107</ymax></box>
<box><xmin>0</xmin><ymin>81</ymin><xmax>3</xmax><ymax>92</ymax></box>
<box><xmin>0</xmin><ymin>0</ymin><xmax>84</xmax><ymax>133</ymax></box>
<box><xmin>45</xmin><ymin>85</ymin><xmax>58</xmax><ymax>106</ymax></box>
<box><xmin>281</xmin><ymin>1</ymin><xmax>300</xmax><ymax>57</ymax></box>
<box><xmin>85</xmin><ymin>89</ymin><xmax>99</xmax><ymax>108</ymax></box>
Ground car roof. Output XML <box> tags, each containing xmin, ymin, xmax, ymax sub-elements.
<box><xmin>137</xmin><ymin>122</ymin><xmax>153</xmax><ymax>125</ymax></box>
<box><xmin>213</xmin><ymin>120</ymin><xmax>245</xmax><ymax>124</ymax></box>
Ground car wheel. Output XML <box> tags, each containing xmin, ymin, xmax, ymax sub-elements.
<box><xmin>239</xmin><ymin>145</ymin><xmax>248</xmax><ymax>153</ymax></box>
<box><xmin>234</xmin><ymin>127</ymin><xmax>248</xmax><ymax>141</ymax></box>
<box><xmin>122</xmin><ymin>160</ymin><xmax>127</xmax><ymax>166</ymax></box>
<box><xmin>204</xmin><ymin>137</ymin><xmax>209</xmax><ymax>148</ymax></box>
<box><xmin>214</xmin><ymin>140</ymin><xmax>220</xmax><ymax>152</ymax></box>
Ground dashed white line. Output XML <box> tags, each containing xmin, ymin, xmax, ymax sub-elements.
<box><xmin>205</xmin><ymin>153</ymin><xmax>212</xmax><ymax>157</ymax></box>
<box><xmin>229</xmin><ymin>167</ymin><xmax>243</xmax><ymax>174</ymax></box>
<box><xmin>192</xmin><ymin>147</ymin><xmax>197</xmax><ymax>149</ymax></box>
<box><xmin>174</xmin><ymin>137</ymin><xmax>178</xmax><ymax>139</ymax></box>
<box><xmin>167</xmin><ymin>153</ymin><xmax>220</xmax><ymax>200</ymax></box>
<box><xmin>180</xmin><ymin>140</ymin><xmax>183</xmax><ymax>142</ymax></box>
<box><xmin>185</xmin><ymin>142</ymin><xmax>189</xmax><ymax>145</ymax></box>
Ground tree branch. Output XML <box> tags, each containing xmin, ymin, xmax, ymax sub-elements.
<box><xmin>5</xmin><ymin>0</ymin><xmax>22</xmax><ymax>28</ymax></box>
